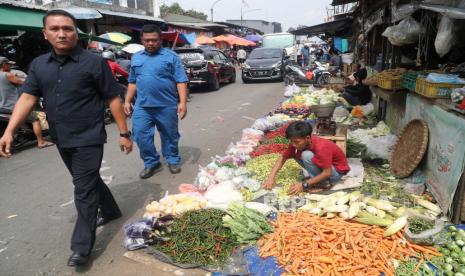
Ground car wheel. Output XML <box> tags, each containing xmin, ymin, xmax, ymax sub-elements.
<box><xmin>209</xmin><ymin>75</ymin><xmax>220</xmax><ymax>91</ymax></box>
<box><xmin>230</xmin><ymin>71</ymin><xmax>236</xmax><ymax>83</ymax></box>
<box><xmin>318</xmin><ymin>74</ymin><xmax>331</xmax><ymax>86</ymax></box>
<box><xmin>242</xmin><ymin>76</ymin><xmax>250</xmax><ymax>83</ymax></box>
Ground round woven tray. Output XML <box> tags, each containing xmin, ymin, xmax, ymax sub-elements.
<box><xmin>390</xmin><ymin>119</ymin><xmax>429</xmax><ymax>178</ymax></box>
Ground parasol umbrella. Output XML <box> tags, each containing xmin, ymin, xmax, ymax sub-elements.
<box><xmin>196</xmin><ymin>35</ymin><xmax>215</xmax><ymax>45</ymax></box>
<box><xmin>244</xmin><ymin>34</ymin><xmax>262</xmax><ymax>42</ymax></box>
<box><xmin>98</xmin><ymin>32</ymin><xmax>132</xmax><ymax>44</ymax></box>
<box><xmin>122</xmin><ymin>43</ymin><xmax>145</xmax><ymax>54</ymax></box>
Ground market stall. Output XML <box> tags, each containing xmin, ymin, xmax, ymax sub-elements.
<box><xmin>120</xmin><ymin>79</ymin><xmax>465</xmax><ymax>275</ymax></box>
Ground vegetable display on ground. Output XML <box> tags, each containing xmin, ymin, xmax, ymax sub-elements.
<box><xmin>151</xmin><ymin>209</ymin><xmax>238</xmax><ymax>267</ymax></box>
<box><xmin>258</xmin><ymin>212</ymin><xmax>442</xmax><ymax>276</ymax></box>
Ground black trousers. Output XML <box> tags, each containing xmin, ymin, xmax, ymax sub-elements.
<box><xmin>58</xmin><ymin>145</ymin><xmax>121</xmax><ymax>255</ymax></box>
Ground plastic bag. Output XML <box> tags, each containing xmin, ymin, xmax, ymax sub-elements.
<box><xmin>194</xmin><ymin>166</ymin><xmax>216</xmax><ymax>191</ymax></box>
<box><xmin>284</xmin><ymin>84</ymin><xmax>300</xmax><ymax>97</ymax></box>
<box><xmin>451</xmin><ymin>87</ymin><xmax>465</xmax><ymax>103</ymax></box>
<box><xmin>435</xmin><ymin>16</ymin><xmax>455</xmax><ymax>57</ymax></box>
<box><xmin>404</xmin><ymin>215</ymin><xmax>445</xmax><ymax>245</ymax></box>
<box><xmin>124</xmin><ymin>219</ymin><xmax>153</xmax><ymax>239</ymax></box>
<box><xmin>426</xmin><ymin>73</ymin><xmax>464</xmax><ymax>84</ymax></box>
<box><xmin>365</xmin><ymin>134</ymin><xmax>398</xmax><ymax>160</ymax></box>
<box><xmin>123</xmin><ymin>237</ymin><xmax>147</xmax><ymax>251</ymax></box>
<box><xmin>332</xmin><ymin>106</ymin><xmax>350</xmax><ymax>121</ymax></box>
<box><xmin>204</xmin><ymin>181</ymin><xmax>243</xmax><ymax>210</ymax></box>
<box><xmin>391</xmin><ymin>4</ymin><xmax>418</xmax><ymax>23</ymax></box>
<box><xmin>382</xmin><ymin>17</ymin><xmax>424</xmax><ymax>46</ymax></box>
<box><xmin>221</xmin><ymin>247</ymin><xmax>250</xmax><ymax>275</ymax></box>
<box><xmin>242</xmin><ymin>128</ymin><xmax>264</xmax><ymax>142</ymax></box>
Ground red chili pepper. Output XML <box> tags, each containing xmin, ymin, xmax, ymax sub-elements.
<box><xmin>214</xmin><ymin>240</ymin><xmax>221</xmax><ymax>258</ymax></box>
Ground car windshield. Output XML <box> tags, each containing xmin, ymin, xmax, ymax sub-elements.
<box><xmin>262</xmin><ymin>34</ymin><xmax>295</xmax><ymax>49</ymax></box>
<box><xmin>248</xmin><ymin>48</ymin><xmax>282</xmax><ymax>59</ymax></box>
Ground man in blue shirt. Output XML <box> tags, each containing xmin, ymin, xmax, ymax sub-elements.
<box><xmin>124</xmin><ymin>25</ymin><xmax>188</xmax><ymax>179</ymax></box>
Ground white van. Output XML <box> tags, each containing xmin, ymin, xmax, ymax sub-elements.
<box><xmin>262</xmin><ymin>32</ymin><xmax>298</xmax><ymax>61</ymax></box>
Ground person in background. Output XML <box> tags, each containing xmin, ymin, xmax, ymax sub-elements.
<box><xmin>102</xmin><ymin>51</ymin><xmax>129</xmax><ymax>79</ymax></box>
<box><xmin>300</xmin><ymin>44</ymin><xmax>310</xmax><ymax>67</ymax></box>
<box><xmin>0</xmin><ymin>57</ymin><xmax>53</xmax><ymax>148</ymax></box>
<box><xmin>0</xmin><ymin>10</ymin><xmax>133</xmax><ymax>266</ymax></box>
<box><xmin>124</xmin><ymin>24</ymin><xmax>188</xmax><ymax>179</ymax></box>
<box><xmin>262</xmin><ymin>121</ymin><xmax>349</xmax><ymax>194</ymax></box>
<box><xmin>237</xmin><ymin>47</ymin><xmax>247</xmax><ymax>67</ymax></box>
<box><xmin>341</xmin><ymin>68</ymin><xmax>372</xmax><ymax>106</ymax></box>
<box><xmin>329</xmin><ymin>49</ymin><xmax>342</xmax><ymax>71</ymax></box>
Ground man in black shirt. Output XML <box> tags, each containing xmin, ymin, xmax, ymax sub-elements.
<box><xmin>0</xmin><ymin>10</ymin><xmax>133</xmax><ymax>266</ymax></box>
<box><xmin>341</xmin><ymin>68</ymin><xmax>372</xmax><ymax>106</ymax></box>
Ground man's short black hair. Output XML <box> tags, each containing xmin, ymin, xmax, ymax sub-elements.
<box><xmin>285</xmin><ymin>121</ymin><xmax>313</xmax><ymax>139</ymax></box>
<box><xmin>355</xmin><ymin>68</ymin><xmax>368</xmax><ymax>82</ymax></box>
<box><xmin>43</xmin><ymin>9</ymin><xmax>77</xmax><ymax>29</ymax></box>
<box><xmin>141</xmin><ymin>24</ymin><xmax>162</xmax><ymax>37</ymax></box>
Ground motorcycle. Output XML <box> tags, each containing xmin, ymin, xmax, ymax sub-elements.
<box><xmin>104</xmin><ymin>75</ymin><xmax>128</xmax><ymax>125</ymax></box>
<box><xmin>284</xmin><ymin>61</ymin><xmax>332</xmax><ymax>86</ymax></box>
<box><xmin>0</xmin><ymin>112</ymin><xmax>49</xmax><ymax>152</ymax></box>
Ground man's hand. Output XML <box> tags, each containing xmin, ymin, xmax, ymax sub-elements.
<box><xmin>262</xmin><ymin>177</ymin><xmax>276</xmax><ymax>190</ymax></box>
<box><xmin>288</xmin><ymin>182</ymin><xmax>304</xmax><ymax>195</ymax></box>
<box><xmin>119</xmin><ymin>137</ymin><xmax>133</xmax><ymax>154</ymax></box>
<box><xmin>0</xmin><ymin>133</ymin><xmax>14</xmax><ymax>158</ymax></box>
<box><xmin>123</xmin><ymin>102</ymin><xmax>132</xmax><ymax>117</ymax></box>
<box><xmin>177</xmin><ymin>102</ymin><xmax>187</xmax><ymax>120</ymax></box>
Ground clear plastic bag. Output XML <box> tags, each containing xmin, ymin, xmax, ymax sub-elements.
<box><xmin>364</xmin><ymin>134</ymin><xmax>398</xmax><ymax>160</ymax></box>
<box><xmin>404</xmin><ymin>215</ymin><xmax>445</xmax><ymax>245</ymax></box>
<box><xmin>382</xmin><ymin>17</ymin><xmax>424</xmax><ymax>46</ymax></box>
<box><xmin>391</xmin><ymin>4</ymin><xmax>418</xmax><ymax>23</ymax></box>
<box><xmin>435</xmin><ymin>16</ymin><xmax>455</xmax><ymax>57</ymax></box>
<box><xmin>123</xmin><ymin>219</ymin><xmax>152</xmax><ymax>239</ymax></box>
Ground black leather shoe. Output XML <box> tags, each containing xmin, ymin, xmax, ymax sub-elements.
<box><xmin>139</xmin><ymin>163</ymin><xmax>162</xmax><ymax>179</ymax></box>
<box><xmin>67</xmin><ymin>252</ymin><xmax>89</xmax><ymax>267</ymax></box>
<box><xmin>96</xmin><ymin>211</ymin><xmax>122</xmax><ymax>227</ymax></box>
<box><xmin>168</xmin><ymin>164</ymin><xmax>181</xmax><ymax>174</ymax></box>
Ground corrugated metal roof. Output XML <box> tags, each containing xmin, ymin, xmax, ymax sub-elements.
<box><xmin>331</xmin><ymin>0</ymin><xmax>358</xmax><ymax>6</ymax></box>
<box><xmin>98</xmin><ymin>9</ymin><xmax>164</xmax><ymax>22</ymax></box>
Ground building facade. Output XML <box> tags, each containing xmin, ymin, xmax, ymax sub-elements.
<box><xmin>226</xmin><ymin>19</ymin><xmax>281</xmax><ymax>34</ymax></box>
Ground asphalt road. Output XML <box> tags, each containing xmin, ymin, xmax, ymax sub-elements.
<box><xmin>0</xmin><ymin>75</ymin><xmax>284</xmax><ymax>276</ymax></box>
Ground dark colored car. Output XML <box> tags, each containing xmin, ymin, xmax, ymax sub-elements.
<box><xmin>175</xmin><ymin>46</ymin><xmax>236</xmax><ymax>91</ymax></box>
<box><xmin>242</xmin><ymin>48</ymin><xmax>285</xmax><ymax>83</ymax></box>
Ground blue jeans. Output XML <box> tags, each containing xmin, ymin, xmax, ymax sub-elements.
<box><xmin>132</xmin><ymin>106</ymin><xmax>180</xmax><ymax>168</ymax></box>
<box><xmin>297</xmin><ymin>151</ymin><xmax>342</xmax><ymax>184</ymax></box>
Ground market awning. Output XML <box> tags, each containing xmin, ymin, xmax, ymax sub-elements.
<box><xmin>290</xmin><ymin>18</ymin><xmax>353</xmax><ymax>36</ymax></box>
<box><xmin>162</xmin><ymin>31</ymin><xmax>191</xmax><ymax>45</ymax></box>
<box><xmin>331</xmin><ymin>0</ymin><xmax>358</xmax><ymax>6</ymax></box>
<box><xmin>0</xmin><ymin>6</ymin><xmax>121</xmax><ymax>45</ymax></box>
<box><xmin>97</xmin><ymin>9</ymin><xmax>164</xmax><ymax>23</ymax></box>
<box><xmin>0</xmin><ymin>6</ymin><xmax>44</xmax><ymax>32</ymax></box>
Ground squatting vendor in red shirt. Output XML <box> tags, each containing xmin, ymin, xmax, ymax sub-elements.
<box><xmin>262</xmin><ymin>121</ymin><xmax>350</xmax><ymax>195</ymax></box>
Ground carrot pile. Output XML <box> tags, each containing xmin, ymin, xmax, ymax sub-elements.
<box><xmin>258</xmin><ymin>212</ymin><xmax>441</xmax><ymax>276</ymax></box>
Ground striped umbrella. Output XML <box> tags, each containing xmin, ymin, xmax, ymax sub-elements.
<box><xmin>98</xmin><ymin>32</ymin><xmax>131</xmax><ymax>44</ymax></box>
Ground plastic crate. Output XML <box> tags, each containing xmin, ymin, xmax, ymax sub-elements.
<box><xmin>415</xmin><ymin>77</ymin><xmax>464</xmax><ymax>98</ymax></box>
<box><xmin>402</xmin><ymin>71</ymin><xmax>425</xmax><ymax>91</ymax></box>
<box><xmin>376</xmin><ymin>75</ymin><xmax>403</xmax><ymax>90</ymax></box>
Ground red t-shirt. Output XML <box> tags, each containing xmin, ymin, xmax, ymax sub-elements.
<box><xmin>281</xmin><ymin>136</ymin><xmax>350</xmax><ymax>174</ymax></box>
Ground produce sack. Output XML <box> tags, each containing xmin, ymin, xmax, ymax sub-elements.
<box><xmin>364</xmin><ymin>134</ymin><xmax>398</xmax><ymax>160</ymax></box>
<box><xmin>435</xmin><ymin>15</ymin><xmax>455</xmax><ymax>57</ymax></box>
<box><xmin>382</xmin><ymin>17</ymin><xmax>424</xmax><ymax>46</ymax></box>
<box><xmin>404</xmin><ymin>215</ymin><xmax>445</xmax><ymax>245</ymax></box>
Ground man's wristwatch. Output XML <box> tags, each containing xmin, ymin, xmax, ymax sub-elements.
<box><xmin>302</xmin><ymin>181</ymin><xmax>310</xmax><ymax>190</ymax></box>
<box><xmin>120</xmin><ymin>131</ymin><xmax>131</xmax><ymax>139</ymax></box>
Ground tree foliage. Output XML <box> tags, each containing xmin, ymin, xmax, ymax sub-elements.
<box><xmin>160</xmin><ymin>2</ymin><xmax>208</xmax><ymax>20</ymax></box>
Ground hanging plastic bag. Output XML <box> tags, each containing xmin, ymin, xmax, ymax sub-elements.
<box><xmin>435</xmin><ymin>15</ymin><xmax>455</xmax><ymax>57</ymax></box>
<box><xmin>382</xmin><ymin>17</ymin><xmax>424</xmax><ymax>46</ymax></box>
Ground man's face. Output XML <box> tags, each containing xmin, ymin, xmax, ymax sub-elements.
<box><xmin>43</xmin><ymin>15</ymin><xmax>78</xmax><ymax>53</ymax></box>
<box><xmin>290</xmin><ymin>137</ymin><xmax>310</xmax><ymax>151</ymax></box>
<box><xmin>1</xmin><ymin>63</ymin><xmax>11</xmax><ymax>72</ymax></box>
<box><xmin>141</xmin><ymin>32</ymin><xmax>161</xmax><ymax>54</ymax></box>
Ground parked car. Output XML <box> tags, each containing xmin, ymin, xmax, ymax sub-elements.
<box><xmin>174</xmin><ymin>46</ymin><xmax>236</xmax><ymax>91</ymax></box>
<box><xmin>242</xmin><ymin>48</ymin><xmax>286</xmax><ymax>83</ymax></box>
